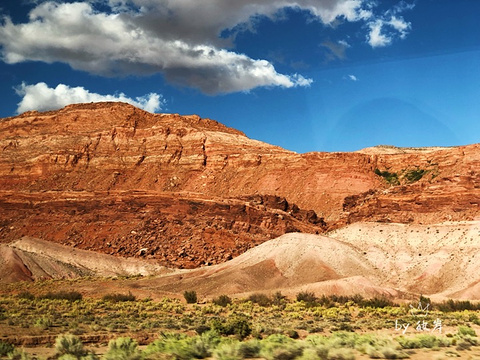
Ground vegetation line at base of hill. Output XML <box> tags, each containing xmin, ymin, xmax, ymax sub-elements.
<box><xmin>1</xmin><ymin>289</ymin><xmax>480</xmax><ymax>358</ymax></box>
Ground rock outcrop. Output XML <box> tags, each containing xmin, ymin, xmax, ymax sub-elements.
<box><xmin>1</xmin><ymin>102</ymin><xmax>479</xmax><ymax>270</ymax></box>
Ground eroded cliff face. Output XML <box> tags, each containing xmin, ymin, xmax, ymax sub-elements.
<box><xmin>343</xmin><ymin>145</ymin><xmax>480</xmax><ymax>224</ymax></box>
<box><xmin>1</xmin><ymin>102</ymin><xmax>479</xmax><ymax>268</ymax></box>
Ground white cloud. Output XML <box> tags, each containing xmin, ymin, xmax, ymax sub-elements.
<box><xmin>0</xmin><ymin>1</ymin><xmax>414</xmax><ymax>92</ymax></box>
<box><xmin>367</xmin><ymin>20</ymin><xmax>392</xmax><ymax>48</ymax></box>
<box><xmin>15</xmin><ymin>82</ymin><xmax>165</xmax><ymax>114</ymax></box>
<box><xmin>388</xmin><ymin>16</ymin><xmax>411</xmax><ymax>39</ymax></box>
<box><xmin>348</xmin><ymin>74</ymin><xmax>358</xmax><ymax>81</ymax></box>
<box><xmin>367</xmin><ymin>11</ymin><xmax>412</xmax><ymax>48</ymax></box>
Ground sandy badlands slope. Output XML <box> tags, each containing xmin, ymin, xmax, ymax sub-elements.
<box><xmin>4</xmin><ymin>222</ymin><xmax>479</xmax><ymax>301</ymax></box>
<box><xmin>0</xmin><ymin>237</ymin><xmax>169</xmax><ymax>283</ymax></box>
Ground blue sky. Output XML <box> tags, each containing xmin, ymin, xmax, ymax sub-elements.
<box><xmin>0</xmin><ymin>0</ymin><xmax>479</xmax><ymax>152</ymax></box>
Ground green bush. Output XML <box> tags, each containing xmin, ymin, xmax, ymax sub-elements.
<box><xmin>40</xmin><ymin>291</ymin><xmax>83</xmax><ymax>301</ymax></box>
<box><xmin>272</xmin><ymin>292</ymin><xmax>287</xmax><ymax>306</ymax></box>
<box><xmin>102</xmin><ymin>292</ymin><xmax>136</xmax><ymax>303</ymax></box>
<box><xmin>54</xmin><ymin>334</ymin><xmax>89</xmax><ymax>358</ymax></box>
<box><xmin>404</xmin><ymin>169</ymin><xmax>426</xmax><ymax>183</ymax></box>
<box><xmin>238</xmin><ymin>339</ymin><xmax>261</xmax><ymax>358</ymax></box>
<box><xmin>360</xmin><ymin>296</ymin><xmax>395</xmax><ymax>309</ymax></box>
<box><xmin>248</xmin><ymin>293</ymin><xmax>272</xmax><ymax>307</ymax></box>
<box><xmin>144</xmin><ymin>333</ymin><xmax>194</xmax><ymax>360</ymax></box>
<box><xmin>397</xmin><ymin>334</ymin><xmax>446</xmax><ymax>349</ymax></box>
<box><xmin>374</xmin><ymin>169</ymin><xmax>399</xmax><ymax>185</ymax></box>
<box><xmin>436</xmin><ymin>299</ymin><xmax>480</xmax><ymax>311</ymax></box>
<box><xmin>259</xmin><ymin>334</ymin><xmax>303</xmax><ymax>360</ymax></box>
<box><xmin>296</xmin><ymin>291</ymin><xmax>317</xmax><ymax>304</ymax></box>
<box><xmin>16</xmin><ymin>291</ymin><xmax>35</xmax><ymax>300</ymax></box>
<box><xmin>187</xmin><ymin>331</ymin><xmax>221</xmax><ymax>358</ymax></box>
<box><xmin>183</xmin><ymin>290</ymin><xmax>198</xmax><ymax>304</ymax></box>
<box><xmin>213</xmin><ymin>340</ymin><xmax>242</xmax><ymax>360</ymax></box>
<box><xmin>213</xmin><ymin>295</ymin><xmax>232</xmax><ymax>307</ymax></box>
<box><xmin>211</xmin><ymin>316</ymin><xmax>252</xmax><ymax>340</ymax></box>
<box><xmin>0</xmin><ymin>341</ymin><xmax>14</xmax><ymax>356</ymax></box>
<box><xmin>104</xmin><ymin>337</ymin><xmax>142</xmax><ymax>360</ymax></box>
<box><xmin>458</xmin><ymin>325</ymin><xmax>476</xmax><ymax>337</ymax></box>
<box><xmin>327</xmin><ymin>348</ymin><xmax>355</xmax><ymax>360</ymax></box>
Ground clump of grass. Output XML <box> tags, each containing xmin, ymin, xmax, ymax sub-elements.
<box><xmin>104</xmin><ymin>337</ymin><xmax>142</xmax><ymax>360</ymax></box>
<box><xmin>54</xmin><ymin>334</ymin><xmax>96</xmax><ymax>359</ymax></box>
<box><xmin>102</xmin><ymin>292</ymin><xmax>136</xmax><ymax>303</ymax></box>
<box><xmin>457</xmin><ymin>325</ymin><xmax>476</xmax><ymax>337</ymax></box>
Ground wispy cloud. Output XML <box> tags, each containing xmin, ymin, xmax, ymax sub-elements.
<box><xmin>348</xmin><ymin>74</ymin><xmax>359</xmax><ymax>81</ymax></box>
<box><xmin>321</xmin><ymin>40</ymin><xmax>351</xmax><ymax>61</ymax></box>
<box><xmin>0</xmin><ymin>1</ymin><xmax>414</xmax><ymax>93</ymax></box>
<box><xmin>366</xmin><ymin>3</ymin><xmax>413</xmax><ymax>48</ymax></box>
<box><xmin>15</xmin><ymin>82</ymin><xmax>165</xmax><ymax>113</ymax></box>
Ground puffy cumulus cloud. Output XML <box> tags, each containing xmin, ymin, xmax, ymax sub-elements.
<box><xmin>0</xmin><ymin>1</ymin><xmax>413</xmax><ymax>93</ymax></box>
<box><xmin>15</xmin><ymin>82</ymin><xmax>165</xmax><ymax>113</ymax></box>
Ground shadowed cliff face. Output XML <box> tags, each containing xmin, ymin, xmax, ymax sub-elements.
<box><xmin>1</xmin><ymin>102</ymin><xmax>480</xmax><ymax>269</ymax></box>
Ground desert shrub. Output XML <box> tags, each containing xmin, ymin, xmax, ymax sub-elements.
<box><xmin>238</xmin><ymin>339</ymin><xmax>261</xmax><ymax>358</ymax></box>
<box><xmin>104</xmin><ymin>337</ymin><xmax>142</xmax><ymax>360</ymax></box>
<box><xmin>397</xmin><ymin>334</ymin><xmax>447</xmax><ymax>349</ymax></box>
<box><xmin>360</xmin><ymin>296</ymin><xmax>395</xmax><ymax>308</ymax></box>
<box><xmin>286</xmin><ymin>330</ymin><xmax>299</xmax><ymax>339</ymax></box>
<box><xmin>457</xmin><ymin>325</ymin><xmax>476</xmax><ymax>337</ymax></box>
<box><xmin>374</xmin><ymin>169</ymin><xmax>399</xmax><ymax>185</ymax></box>
<box><xmin>259</xmin><ymin>334</ymin><xmax>304</xmax><ymax>360</ymax></box>
<box><xmin>436</xmin><ymin>299</ymin><xmax>480</xmax><ymax>312</ymax></box>
<box><xmin>54</xmin><ymin>334</ymin><xmax>89</xmax><ymax>358</ymax></box>
<box><xmin>188</xmin><ymin>331</ymin><xmax>221</xmax><ymax>358</ymax></box>
<box><xmin>102</xmin><ymin>292</ymin><xmax>136</xmax><ymax>303</ymax></box>
<box><xmin>404</xmin><ymin>169</ymin><xmax>426</xmax><ymax>183</ymax></box>
<box><xmin>7</xmin><ymin>348</ymin><xmax>35</xmax><ymax>360</ymax></box>
<box><xmin>195</xmin><ymin>324</ymin><xmax>211</xmax><ymax>335</ymax></box>
<box><xmin>213</xmin><ymin>295</ymin><xmax>232</xmax><ymax>307</ymax></box>
<box><xmin>317</xmin><ymin>295</ymin><xmax>334</xmax><ymax>308</ymax></box>
<box><xmin>211</xmin><ymin>315</ymin><xmax>252</xmax><ymax>340</ymax></box>
<box><xmin>272</xmin><ymin>291</ymin><xmax>287</xmax><ymax>306</ymax></box>
<box><xmin>248</xmin><ymin>293</ymin><xmax>272</xmax><ymax>307</ymax></box>
<box><xmin>183</xmin><ymin>290</ymin><xmax>198</xmax><ymax>304</ymax></box>
<box><xmin>0</xmin><ymin>341</ymin><xmax>14</xmax><ymax>356</ymax></box>
<box><xmin>34</xmin><ymin>316</ymin><xmax>53</xmax><ymax>330</ymax></box>
<box><xmin>378</xmin><ymin>346</ymin><xmax>409</xmax><ymax>359</ymax></box>
<box><xmin>16</xmin><ymin>291</ymin><xmax>35</xmax><ymax>300</ymax></box>
<box><xmin>296</xmin><ymin>347</ymin><xmax>328</xmax><ymax>360</ymax></box>
<box><xmin>326</xmin><ymin>348</ymin><xmax>355</xmax><ymax>360</ymax></box>
<box><xmin>40</xmin><ymin>291</ymin><xmax>83</xmax><ymax>301</ymax></box>
<box><xmin>296</xmin><ymin>291</ymin><xmax>317</xmax><ymax>305</ymax></box>
<box><xmin>144</xmin><ymin>333</ymin><xmax>193</xmax><ymax>360</ymax></box>
<box><xmin>213</xmin><ymin>340</ymin><xmax>242</xmax><ymax>360</ymax></box>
